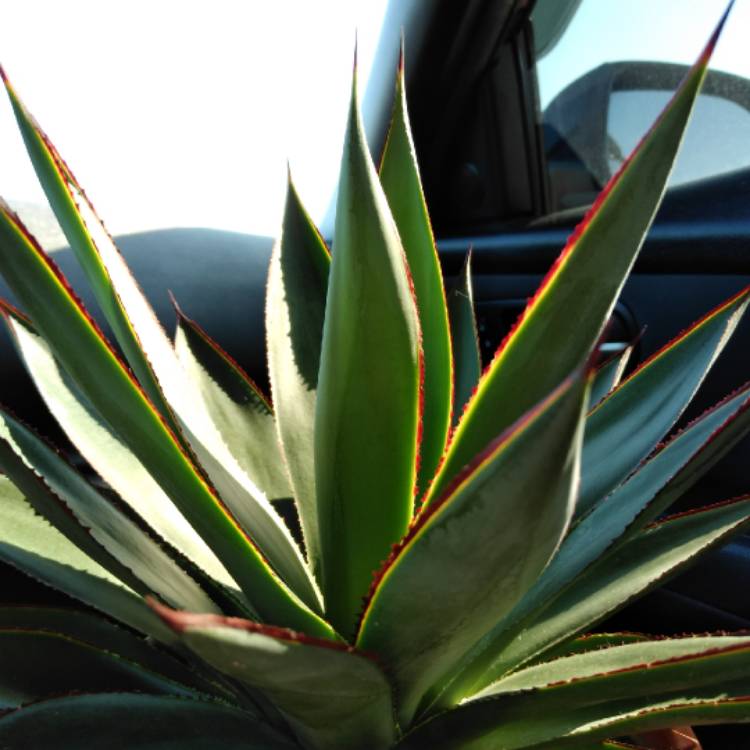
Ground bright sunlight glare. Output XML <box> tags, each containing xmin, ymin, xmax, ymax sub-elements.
<box><xmin>0</xmin><ymin>1</ymin><xmax>389</xmax><ymax>245</ymax></box>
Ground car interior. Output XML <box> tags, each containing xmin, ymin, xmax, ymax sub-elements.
<box><xmin>1</xmin><ymin>0</ymin><xmax>749</xmax><ymax>745</ymax></box>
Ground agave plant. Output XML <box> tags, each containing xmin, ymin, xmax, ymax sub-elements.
<box><xmin>0</xmin><ymin>7</ymin><xmax>749</xmax><ymax>749</ymax></box>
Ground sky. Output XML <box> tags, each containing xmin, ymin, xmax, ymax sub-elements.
<box><xmin>0</xmin><ymin>0</ymin><xmax>388</xmax><ymax>240</ymax></box>
<box><xmin>0</xmin><ymin>0</ymin><xmax>748</xmax><ymax>243</ymax></box>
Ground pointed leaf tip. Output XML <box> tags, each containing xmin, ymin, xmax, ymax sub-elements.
<box><xmin>611</xmin><ymin>283</ymin><xmax>750</xmax><ymax>395</ymax></box>
<box><xmin>147</xmin><ymin>597</ymin><xmax>189</xmax><ymax>633</ymax></box>
<box><xmin>167</xmin><ymin>289</ymin><xmax>183</xmax><ymax>319</ymax></box>
<box><xmin>650</xmin><ymin>493</ymin><xmax>750</xmax><ymax>528</ymax></box>
<box><xmin>584</xmin><ymin>334</ymin><xmax>607</xmax><ymax>377</ymax></box>
<box><xmin>0</xmin><ymin>64</ymin><xmax>8</xmax><ymax>85</ymax></box>
<box><xmin>316</xmin><ymin>53</ymin><xmax>422</xmax><ymax>636</ymax></box>
<box><xmin>0</xmin><ymin>296</ymin><xmax>31</xmax><ymax>326</ymax></box>
<box><xmin>703</xmin><ymin>0</ymin><xmax>735</xmax><ymax>60</ymax></box>
<box><xmin>0</xmin><ymin>171</ymin><xmax>328</xmax><ymax>634</ymax></box>
<box><xmin>434</xmin><ymin>367</ymin><xmax>584</xmax><ymax>513</ymax></box>
<box><xmin>379</xmin><ymin>53</ymin><xmax>450</xmax><ymax>496</ymax></box>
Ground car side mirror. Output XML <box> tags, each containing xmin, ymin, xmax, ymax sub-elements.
<box><xmin>543</xmin><ymin>62</ymin><xmax>750</xmax><ymax>211</ymax></box>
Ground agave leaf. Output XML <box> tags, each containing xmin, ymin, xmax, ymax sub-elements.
<box><xmin>0</xmin><ymin>206</ymin><xmax>331</xmax><ymax>638</ymax></box>
<box><xmin>189</xmin><ymin>441</ymin><xmax>321</xmax><ymax>613</ymax></box>
<box><xmin>440</xmin><ymin>381</ymin><xmax>750</xmax><ymax>699</ymax></box>
<box><xmin>0</xmin><ymin>606</ymin><xmax>229</xmax><ymax>696</ymax></box>
<box><xmin>578</xmin><ymin>287</ymin><xmax>750</xmax><ymax>516</ymax></box>
<box><xmin>0</xmin><ymin>72</ymin><xmax>178</xmax><ymax>431</ymax></box>
<box><xmin>358</xmin><ymin>369</ymin><xmax>589</xmax><ymax>726</ymax></box>
<box><xmin>171</xmin><ymin>307</ymin><xmax>321</xmax><ymax>613</ymax></box>
<box><xmin>0</xmin><ymin>693</ymin><xmax>294</xmax><ymax>749</ymax></box>
<box><xmin>424</xmin><ymin>21</ymin><xmax>722</xmax><ymax>507</ymax></box>
<box><xmin>0</xmin><ymin>409</ymin><xmax>222</xmax><ymax>614</ymax></box>
<box><xmin>0</xmin><ymin>476</ymin><xmax>177</xmax><ymax>645</ymax></box>
<box><xmin>0</xmin><ymin>428</ymin><xmax>144</xmax><ymax>598</ymax></box>
<box><xmin>315</xmin><ymin>67</ymin><xmax>422</xmax><ymax>636</ymax></box>
<box><xmin>519</xmin><ymin>700</ymin><xmax>749</xmax><ymax>750</ymax></box>
<box><xmin>400</xmin><ymin>639</ymin><xmax>750</xmax><ymax>749</ymax></box>
<box><xmin>266</xmin><ymin>178</ymin><xmax>330</xmax><ymax>584</ymax></box>
<box><xmin>0</xmin><ymin>628</ymin><xmax>203</xmax><ymax>709</ymax></box>
<box><xmin>442</xmin><ymin>496</ymin><xmax>750</xmax><ymax>703</ymax></box>
<box><xmin>447</xmin><ymin>251</ymin><xmax>481</xmax><ymax>427</ymax></box>
<box><xmin>0</xmin><ymin>75</ymin><xmax>318</xmax><ymax>614</ymax></box>
<box><xmin>154</xmin><ymin>603</ymin><xmax>395</xmax><ymax>750</ymax></box>
<box><xmin>588</xmin><ymin>344</ymin><xmax>633</xmax><ymax>410</ymax></box>
<box><xmin>10</xmin><ymin>599</ymin><xmax>280</xmax><ymax>722</ymax></box>
<box><xmin>0</xmin><ymin>605</ymin><xmax>258</xmax><ymax>720</ymax></box>
<box><xmin>174</xmin><ymin>303</ymin><xmax>292</xmax><ymax>502</ymax></box>
<box><xmin>3</xmin><ymin>305</ymin><xmax>238</xmax><ymax>593</ymax></box>
<box><xmin>573</xmin><ymin>382</ymin><xmax>750</xmax><ymax>557</ymax></box>
<box><xmin>523</xmin><ymin>707</ymin><xmax>743</xmax><ymax>750</ymax></box>
<box><xmin>480</xmin><ymin>635</ymin><xmax>750</xmax><ymax>697</ymax></box>
<box><xmin>379</xmin><ymin>52</ymin><xmax>452</xmax><ymax>495</ymax></box>
<box><xmin>526</xmin><ymin>632</ymin><xmax>649</xmax><ymax>667</ymax></box>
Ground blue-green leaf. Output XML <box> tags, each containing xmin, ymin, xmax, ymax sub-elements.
<box><xmin>447</xmin><ymin>251</ymin><xmax>481</xmax><ymax>427</ymax></box>
<box><xmin>174</xmin><ymin>304</ymin><xmax>292</xmax><ymax>502</ymax></box>
<box><xmin>3</xmin><ymin>307</ymin><xmax>238</xmax><ymax>594</ymax></box>
<box><xmin>155</xmin><ymin>602</ymin><xmax>395</xmax><ymax>750</ymax></box>
<box><xmin>442</xmin><ymin>497</ymin><xmax>750</xmax><ymax>703</ymax></box>
<box><xmin>579</xmin><ymin>287</ymin><xmax>749</xmax><ymax>516</ymax></box>
<box><xmin>588</xmin><ymin>345</ymin><xmax>632</xmax><ymax>409</ymax></box>
<box><xmin>0</xmin><ymin>408</ymin><xmax>220</xmax><ymax>614</ymax></box>
<box><xmin>435</xmin><ymin>381</ymin><xmax>750</xmax><ymax>709</ymax></box>
<box><xmin>400</xmin><ymin>637</ymin><xmax>750</xmax><ymax>749</ymax></box>
<box><xmin>358</xmin><ymin>370</ymin><xmax>589</xmax><ymax>725</ymax></box>
<box><xmin>0</xmin><ymin>476</ymin><xmax>177</xmax><ymax>645</ymax></box>
<box><xmin>266</xmin><ymin>178</ymin><xmax>331</xmax><ymax>584</ymax></box>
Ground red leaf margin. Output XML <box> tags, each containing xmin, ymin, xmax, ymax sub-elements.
<box><xmin>355</xmin><ymin>367</ymin><xmax>586</xmax><ymax>641</ymax></box>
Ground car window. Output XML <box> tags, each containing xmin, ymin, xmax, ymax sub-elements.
<box><xmin>532</xmin><ymin>0</ymin><xmax>750</xmax><ymax>211</ymax></box>
<box><xmin>0</xmin><ymin>1</ymin><xmax>389</xmax><ymax>247</ymax></box>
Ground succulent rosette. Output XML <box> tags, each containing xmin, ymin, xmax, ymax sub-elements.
<box><xmin>0</xmin><ymin>7</ymin><xmax>748</xmax><ymax>749</ymax></box>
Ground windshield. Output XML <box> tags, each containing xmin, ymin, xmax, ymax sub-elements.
<box><xmin>0</xmin><ymin>0</ymin><xmax>390</xmax><ymax>247</ymax></box>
